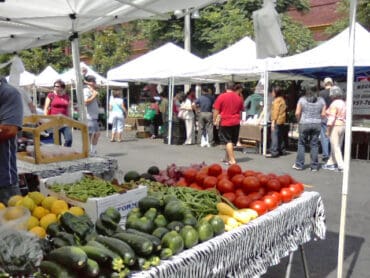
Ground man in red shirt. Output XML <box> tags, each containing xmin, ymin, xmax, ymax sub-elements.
<box><xmin>213</xmin><ymin>82</ymin><xmax>244</xmax><ymax>165</ymax></box>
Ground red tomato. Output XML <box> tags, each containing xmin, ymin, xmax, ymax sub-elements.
<box><xmin>230</xmin><ymin>174</ymin><xmax>245</xmax><ymax>189</ymax></box>
<box><xmin>203</xmin><ymin>176</ymin><xmax>218</xmax><ymax>188</ymax></box>
<box><xmin>258</xmin><ymin>187</ymin><xmax>267</xmax><ymax>196</ymax></box>
<box><xmin>256</xmin><ymin>174</ymin><xmax>269</xmax><ymax>186</ymax></box>
<box><xmin>249</xmin><ymin>200</ymin><xmax>268</xmax><ymax>216</ymax></box>
<box><xmin>289</xmin><ymin>183</ymin><xmax>304</xmax><ymax>198</ymax></box>
<box><xmin>247</xmin><ymin>192</ymin><xmax>263</xmax><ymax>201</ymax></box>
<box><xmin>217</xmin><ymin>179</ymin><xmax>235</xmax><ymax>194</ymax></box>
<box><xmin>176</xmin><ymin>177</ymin><xmax>188</xmax><ymax>187</ymax></box>
<box><xmin>182</xmin><ymin>168</ymin><xmax>197</xmax><ymax>184</ymax></box>
<box><xmin>266</xmin><ymin>173</ymin><xmax>277</xmax><ymax>179</ymax></box>
<box><xmin>266</xmin><ymin>178</ymin><xmax>282</xmax><ymax>192</ymax></box>
<box><xmin>278</xmin><ymin>175</ymin><xmax>291</xmax><ymax>188</ymax></box>
<box><xmin>243</xmin><ymin>170</ymin><xmax>256</xmax><ymax>177</ymax></box>
<box><xmin>227</xmin><ymin>164</ymin><xmax>242</xmax><ymax>178</ymax></box>
<box><xmin>234</xmin><ymin>195</ymin><xmax>252</xmax><ymax>209</ymax></box>
<box><xmin>242</xmin><ymin>176</ymin><xmax>260</xmax><ymax>193</ymax></box>
<box><xmin>261</xmin><ymin>195</ymin><xmax>278</xmax><ymax>211</ymax></box>
<box><xmin>222</xmin><ymin>192</ymin><xmax>236</xmax><ymax>203</ymax></box>
<box><xmin>199</xmin><ymin>166</ymin><xmax>209</xmax><ymax>174</ymax></box>
<box><xmin>195</xmin><ymin>172</ymin><xmax>207</xmax><ymax>186</ymax></box>
<box><xmin>280</xmin><ymin>187</ymin><xmax>293</xmax><ymax>203</ymax></box>
<box><xmin>217</xmin><ymin>172</ymin><xmax>229</xmax><ymax>181</ymax></box>
<box><xmin>208</xmin><ymin>163</ymin><xmax>223</xmax><ymax>177</ymax></box>
<box><xmin>266</xmin><ymin>191</ymin><xmax>282</xmax><ymax>205</ymax></box>
<box><xmin>189</xmin><ymin>183</ymin><xmax>203</xmax><ymax>190</ymax></box>
<box><xmin>235</xmin><ymin>189</ymin><xmax>245</xmax><ymax>197</ymax></box>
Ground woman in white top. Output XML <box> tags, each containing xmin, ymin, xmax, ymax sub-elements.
<box><xmin>109</xmin><ymin>90</ymin><xmax>127</xmax><ymax>142</ymax></box>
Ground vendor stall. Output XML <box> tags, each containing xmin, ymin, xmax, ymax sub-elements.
<box><xmin>131</xmin><ymin>191</ymin><xmax>325</xmax><ymax>278</ymax></box>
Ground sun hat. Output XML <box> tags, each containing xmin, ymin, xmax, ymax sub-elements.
<box><xmin>323</xmin><ymin>77</ymin><xmax>333</xmax><ymax>85</ymax></box>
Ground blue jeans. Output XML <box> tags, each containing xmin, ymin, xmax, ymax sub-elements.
<box><xmin>320</xmin><ymin>122</ymin><xmax>330</xmax><ymax>159</ymax></box>
<box><xmin>59</xmin><ymin>126</ymin><xmax>72</xmax><ymax>147</ymax></box>
<box><xmin>270</xmin><ymin>124</ymin><xmax>285</xmax><ymax>156</ymax></box>
<box><xmin>295</xmin><ymin>123</ymin><xmax>321</xmax><ymax>169</ymax></box>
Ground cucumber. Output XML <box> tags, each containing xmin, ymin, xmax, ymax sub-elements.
<box><xmin>180</xmin><ymin>225</ymin><xmax>199</xmax><ymax>249</ymax></box>
<box><xmin>113</xmin><ymin>232</ymin><xmax>153</xmax><ymax>257</ymax></box>
<box><xmin>138</xmin><ymin>196</ymin><xmax>162</xmax><ymax>213</ymax></box>
<box><xmin>47</xmin><ymin>246</ymin><xmax>88</xmax><ymax>270</ymax></box>
<box><xmin>79</xmin><ymin>258</ymin><xmax>100</xmax><ymax>277</ymax></box>
<box><xmin>166</xmin><ymin>221</ymin><xmax>184</xmax><ymax>232</ymax></box>
<box><xmin>86</xmin><ymin>240</ymin><xmax>121</xmax><ymax>262</ymax></box>
<box><xmin>95</xmin><ymin>235</ymin><xmax>136</xmax><ymax>266</ymax></box>
<box><xmin>39</xmin><ymin>260</ymin><xmax>74</xmax><ymax>278</ymax></box>
<box><xmin>161</xmin><ymin>231</ymin><xmax>184</xmax><ymax>255</ymax></box>
<box><xmin>159</xmin><ymin>248</ymin><xmax>173</xmax><ymax>260</ymax></box>
<box><xmin>197</xmin><ymin>221</ymin><xmax>214</xmax><ymax>242</ymax></box>
<box><xmin>152</xmin><ymin>227</ymin><xmax>170</xmax><ymax>239</ymax></box>
<box><xmin>79</xmin><ymin>245</ymin><xmax>110</xmax><ymax>265</ymax></box>
<box><xmin>153</xmin><ymin>214</ymin><xmax>168</xmax><ymax>228</ymax></box>
<box><xmin>125</xmin><ymin>228</ymin><xmax>162</xmax><ymax>252</ymax></box>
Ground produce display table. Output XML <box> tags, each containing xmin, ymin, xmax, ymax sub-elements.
<box><xmin>131</xmin><ymin>191</ymin><xmax>326</xmax><ymax>278</ymax></box>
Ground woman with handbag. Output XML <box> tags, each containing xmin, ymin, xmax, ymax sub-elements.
<box><xmin>109</xmin><ymin>90</ymin><xmax>127</xmax><ymax>142</ymax></box>
<box><xmin>179</xmin><ymin>90</ymin><xmax>195</xmax><ymax>145</ymax></box>
<box><xmin>43</xmin><ymin>79</ymin><xmax>73</xmax><ymax>147</ymax></box>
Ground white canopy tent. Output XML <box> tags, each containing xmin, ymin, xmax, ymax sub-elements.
<box><xmin>35</xmin><ymin>65</ymin><xmax>60</xmax><ymax>88</ymax></box>
<box><xmin>7</xmin><ymin>70</ymin><xmax>36</xmax><ymax>87</ymax></box>
<box><xmin>0</xmin><ymin>0</ymin><xmax>220</xmax><ymax>120</ymax></box>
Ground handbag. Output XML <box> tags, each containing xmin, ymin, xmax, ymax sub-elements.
<box><xmin>144</xmin><ymin>108</ymin><xmax>156</xmax><ymax>120</ymax></box>
<box><xmin>177</xmin><ymin>110</ymin><xmax>186</xmax><ymax>120</ymax></box>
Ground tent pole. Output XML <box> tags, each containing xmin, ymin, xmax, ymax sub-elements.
<box><xmin>168</xmin><ymin>77</ymin><xmax>174</xmax><ymax>145</ymax></box>
<box><xmin>337</xmin><ymin>0</ymin><xmax>357</xmax><ymax>277</ymax></box>
<box><xmin>262</xmin><ymin>69</ymin><xmax>269</xmax><ymax>155</ymax></box>
<box><xmin>70</xmin><ymin>35</ymin><xmax>86</xmax><ymax>122</ymax></box>
<box><xmin>106</xmin><ymin>84</ymin><xmax>109</xmax><ymax>137</ymax></box>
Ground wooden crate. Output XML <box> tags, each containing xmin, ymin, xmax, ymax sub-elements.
<box><xmin>18</xmin><ymin>115</ymin><xmax>89</xmax><ymax>164</ymax></box>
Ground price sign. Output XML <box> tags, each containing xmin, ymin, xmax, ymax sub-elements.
<box><xmin>353</xmin><ymin>82</ymin><xmax>370</xmax><ymax>115</ymax></box>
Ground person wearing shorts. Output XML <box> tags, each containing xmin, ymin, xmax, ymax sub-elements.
<box><xmin>83</xmin><ymin>75</ymin><xmax>101</xmax><ymax>156</ymax></box>
<box><xmin>213</xmin><ymin>82</ymin><xmax>244</xmax><ymax>165</ymax></box>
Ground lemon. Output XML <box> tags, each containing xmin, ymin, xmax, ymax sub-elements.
<box><xmin>7</xmin><ymin>195</ymin><xmax>23</xmax><ymax>207</ymax></box>
<box><xmin>51</xmin><ymin>200</ymin><xmax>69</xmax><ymax>215</ymax></box>
<box><xmin>27</xmin><ymin>216</ymin><xmax>40</xmax><ymax>230</ymax></box>
<box><xmin>0</xmin><ymin>202</ymin><xmax>5</xmax><ymax>210</ymax></box>
<box><xmin>32</xmin><ymin>206</ymin><xmax>48</xmax><ymax>219</ymax></box>
<box><xmin>39</xmin><ymin>213</ymin><xmax>58</xmax><ymax>230</ymax></box>
<box><xmin>29</xmin><ymin>226</ymin><xmax>46</xmax><ymax>238</ymax></box>
<box><xmin>3</xmin><ymin>206</ymin><xmax>26</xmax><ymax>221</ymax></box>
<box><xmin>41</xmin><ymin>196</ymin><xmax>57</xmax><ymax>210</ymax></box>
<box><xmin>68</xmin><ymin>206</ymin><xmax>85</xmax><ymax>216</ymax></box>
<box><xmin>28</xmin><ymin>192</ymin><xmax>45</xmax><ymax>205</ymax></box>
<box><xmin>18</xmin><ymin>196</ymin><xmax>36</xmax><ymax>212</ymax></box>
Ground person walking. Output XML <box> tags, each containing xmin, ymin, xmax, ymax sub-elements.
<box><xmin>193</xmin><ymin>86</ymin><xmax>215</xmax><ymax>147</ymax></box>
<box><xmin>43</xmin><ymin>79</ymin><xmax>73</xmax><ymax>147</ymax></box>
<box><xmin>213</xmin><ymin>82</ymin><xmax>244</xmax><ymax>165</ymax></box>
<box><xmin>319</xmin><ymin>77</ymin><xmax>334</xmax><ymax>162</ymax></box>
<box><xmin>109</xmin><ymin>90</ymin><xmax>127</xmax><ymax>142</ymax></box>
<box><xmin>322</xmin><ymin>86</ymin><xmax>346</xmax><ymax>172</ymax></box>
<box><xmin>266</xmin><ymin>86</ymin><xmax>287</xmax><ymax>158</ymax></box>
<box><xmin>292</xmin><ymin>84</ymin><xmax>326</xmax><ymax>171</ymax></box>
<box><xmin>179</xmin><ymin>90</ymin><xmax>195</xmax><ymax>145</ymax></box>
<box><xmin>83</xmin><ymin>75</ymin><xmax>101</xmax><ymax>156</ymax></box>
<box><xmin>0</xmin><ymin>77</ymin><xmax>23</xmax><ymax>204</ymax></box>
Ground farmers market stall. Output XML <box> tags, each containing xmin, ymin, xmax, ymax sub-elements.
<box><xmin>131</xmin><ymin>191</ymin><xmax>325</xmax><ymax>278</ymax></box>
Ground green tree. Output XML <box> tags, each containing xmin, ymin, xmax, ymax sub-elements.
<box><xmin>139</xmin><ymin>0</ymin><xmax>314</xmax><ymax>57</ymax></box>
<box><xmin>326</xmin><ymin>0</ymin><xmax>370</xmax><ymax>36</ymax></box>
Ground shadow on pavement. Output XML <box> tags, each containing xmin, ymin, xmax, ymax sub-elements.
<box><xmin>263</xmin><ymin>230</ymin><xmax>365</xmax><ymax>278</ymax></box>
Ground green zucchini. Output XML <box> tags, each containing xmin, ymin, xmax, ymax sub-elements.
<box><xmin>79</xmin><ymin>245</ymin><xmax>110</xmax><ymax>265</ymax></box>
<box><xmin>138</xmin><ymin>196</ymin><xmax>162</xmax><ymax>213</ymax></box>
<box><xmin>47</xmin><ymin>246</ymin><xmax>88</xmax><ymax>270</ymax></box>
<box><xmin>95</xmin><ymin>219</ymin><xmax>115</xmax><ymax>236</ymax></box>
<box><xmin>86</xmin><ymin>240</ymin><xmax>121</xmax><ymax>262</ymax></box>
<box><xmin>113</xmin><ymin>232</ymin><xmax>153</xmax><ymax>257</ymax></box>
<box><xmin>152</xmin><ymin>227</ymin><xmax>170</xmax><ymax>239</ymax></box>
<box><xmin>166</xmin><ymin>221</ymin><xmax>184</xmax><ymax>232</ymax></box>
<box><xmin>95</xmin><ymin>235</ymin><xmax>136</xmax><ymax>266</ymax></box>
<box><xmin>153</xmin><ymin>214</ymin><xmax>168</xmax><ymax>228</ymax></box>
<box><xmin>100</xmin><ymin>213</ymin><xmax>118</xmax><ymax>230</ymax></box>
<box><xmin>144</xmin><ymin>207</ymin><xmax>158</xmax><ymax>221</ymax></box>
<box><xmin>39</xmin><ymin>260</ymin><xmax>74</xmax><ymax>278</ymax></box>
<box><xmin>128</xmin><ymin>216</ymin><xmax>155</xmax><ymax>233</ymax></box>
<box><xmin>102</xmin><ymin>207</ymin><xmax>121</xmax><ymax>224</ymax></box>
<box><xmin>54</xmin><ymin>231</ymin><xmax>76</xmax><ymax>246</ymax></box>
<box><xmin>79</xmin><ymin>258</ymin><xmax>100</xmax><ymax>277</ymax></box>
<box><xmin>125</xmin><ymin>228</ymin><xmax>162</xmax><ymax>252</ymax></box>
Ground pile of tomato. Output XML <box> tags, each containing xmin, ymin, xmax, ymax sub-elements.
<box><xmin>177</xmin><ymin>163</ymin><xmax>305</xmax><ymax>216</ymax></box>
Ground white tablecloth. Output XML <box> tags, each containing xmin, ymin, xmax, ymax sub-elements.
<box><xmin>131</xmin><ymin>191</ymin><xmax>326</xmax><ymax>278</ymax></box>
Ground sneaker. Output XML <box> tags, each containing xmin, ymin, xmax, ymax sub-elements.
<box><xmin>292</xmin><ymin>164</ymin><xmax>303</xmax><ymax>170</ymax></box>
<box><xmin>336</xmin><ymin>168</ymin><xmax>343</xmax><ymax>173</ymax></box>
<box><xmin>322</xmin><ymin>164</ymin><xmax>337</xmax><ymax>171</ymax></box>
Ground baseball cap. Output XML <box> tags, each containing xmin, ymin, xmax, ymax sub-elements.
<box><xmin>323</xmin><ymin>77</ymin><xmax>333</xmax><ymax>85</ymax></box>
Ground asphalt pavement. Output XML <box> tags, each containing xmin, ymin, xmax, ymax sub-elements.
<box><xmin>88</xmin><ymin>130</ymin><xmax>369</xmax><ymax>278</ymax></box>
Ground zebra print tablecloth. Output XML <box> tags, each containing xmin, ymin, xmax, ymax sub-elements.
<box><xmin>131</xmin><ymin>191</ymin><xmax>326</xmax><ymax>278</ymax></box>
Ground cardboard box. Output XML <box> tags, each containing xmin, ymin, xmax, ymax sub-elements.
<box><xmin>40</xmin><ymin>171</ymin><xmax>147</xmax><ymax>226</ymax></box>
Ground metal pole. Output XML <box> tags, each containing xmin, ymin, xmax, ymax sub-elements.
<box><xmin>106</xmin><ymin>84</ymin><xmax>109</xmax><ymax>137</ymax></box>
<box><xmin>184</xmin><ymin>11</ymin><xmax>191</xmax><ymax>93</ymax></box>
<box><xmin>337</xmin><ymin>0</ymin><xmax>357</xmax><ymax>277</ymax></box>
<box><xmin>263</xmin><ymin>69</ymin><xmax>269</xmax><ymax>155</ymax></box>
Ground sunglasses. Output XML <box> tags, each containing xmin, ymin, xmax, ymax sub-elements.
<box><xmin>54</xmin><ymin>85</ymin><xmax>62</xmax><ymax>88</ymax></box>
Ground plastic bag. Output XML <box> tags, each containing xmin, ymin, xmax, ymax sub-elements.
<box><xmin>143</xmin><ymin>109</ymin><xmax>156</xmax><ymax>120</ymax></box>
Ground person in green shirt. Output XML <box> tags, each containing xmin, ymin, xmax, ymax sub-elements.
<box><xmin>244</xmin><ymin>90</ymin><xmax>263</xmax><ymax>119</ymax></box>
